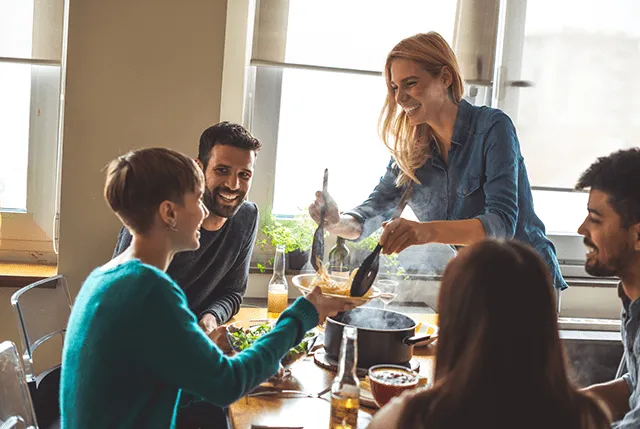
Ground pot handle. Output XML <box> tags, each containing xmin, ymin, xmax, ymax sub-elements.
<box><xmin>404</xmin><ymin>334</ymin><xmax>432</xmax><ymax>346</ymax></box>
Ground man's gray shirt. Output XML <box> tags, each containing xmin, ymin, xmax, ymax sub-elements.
<box><xmin>113</xmin><ymin>201</ymin><xmax>258</xmax><ymax>324</ymax></box>
<box><xmin>614</xmin><ymin>283</ymin><xmax>640</xmax><ymax>428</ymax></box>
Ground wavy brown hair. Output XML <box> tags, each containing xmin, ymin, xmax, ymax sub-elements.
<box><xmin>398</xmin><ymin>240</ymin><xmax>611</xmax><ymax>429</ymax></box>
<box><xmin>379</xmin><ymin>32</ymin><xmax>464</xmax><ymax>186</ymax></box>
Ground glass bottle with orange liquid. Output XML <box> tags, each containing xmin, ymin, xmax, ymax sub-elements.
<box><xmin>329</xmin><ymin>325</ymin><xmax>360</xmax><ymax>429</ymax></box>
<box><xmin>267</xmin><ymin>245</ymin><xmax>288</xmax><ymax>318</ymax></box>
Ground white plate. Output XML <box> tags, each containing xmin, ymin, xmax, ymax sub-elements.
<box><xmin>291</xmin><ymin>274</ymin><xmax>381</xmax><ymax>306</ymax></box>
<box><xmin>414</xmin><ymin>322</ymin><xmax>439</xmax><ymax>348</ymax></box>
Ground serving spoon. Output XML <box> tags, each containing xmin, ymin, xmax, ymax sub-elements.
<box><xmin>350</xmin><ymin>186</ymin><xmax>413</xmax><ymax>297</ymax></box>
<box><xmin>311</xmin><ymin>168</ymin><xmax>328</xmax><ymax>271</ymax></box>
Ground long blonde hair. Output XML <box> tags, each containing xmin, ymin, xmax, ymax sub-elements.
<box><xmin>379</xmin><ymin>32</ymin><xmax>464</xmax><ymax>186</ymax></box>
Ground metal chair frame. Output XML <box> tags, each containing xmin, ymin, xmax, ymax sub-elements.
<box><xmin>0</xmin><ymin>341</ymin><xmax>38</xmax><ymax>429</ymax></box>
<box><xmin>10</xmin><ymin>275</ymin><xmax>72</xmax><ymax>381</ymax></box>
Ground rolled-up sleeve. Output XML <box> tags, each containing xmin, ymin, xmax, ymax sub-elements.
<box><xmin>343</xmin><ymin>159</ymin><xmax>402</xmax><ymax>241</ymax></box>
<box><xmin>476</xmin><ymin>115</ymin><xmax>520</xmax><ymax>239</ymax></box>
<box><xmin>623</xmin><ymin>373</ymin><xmax>634</xmax><ymax>394</ymax></box>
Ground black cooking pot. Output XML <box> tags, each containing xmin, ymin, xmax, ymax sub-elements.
<box><xmin>324</xmin><ymin>307</ymin><xmax>431</xmax><ymax>368</ymax></box>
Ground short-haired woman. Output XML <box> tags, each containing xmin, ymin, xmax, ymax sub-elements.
<box><xmin>60</xmin><ymin>147</ymin><xmax>354</xmax><ymax>429</ymax></box>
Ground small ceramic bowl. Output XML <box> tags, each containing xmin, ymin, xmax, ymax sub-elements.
<box><xmin>368</xmin><ymin>364</ymin><xmax>420</xmax><ymax>407</ymax></box>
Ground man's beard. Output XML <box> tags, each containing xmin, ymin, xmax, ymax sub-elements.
<box><xmin>584</xmin><ymin>238</ymin><xmax>633</xmax><ymax>277</ymax></box>
<box><xmin>203</xmin><ymin>185</ymin><xmax>246</xmax><ymax>218</ymax></box>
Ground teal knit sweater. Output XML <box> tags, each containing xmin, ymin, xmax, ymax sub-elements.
<box><xmin>60</xmin><ymin>259</ymin><xmax>318</xmax><ymax>429</ymax></box>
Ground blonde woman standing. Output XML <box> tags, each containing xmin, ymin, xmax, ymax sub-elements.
<box><xmin>309</xmin><ymin>32</ymin><xmax>566</xmax><ymax>292</ymax></box>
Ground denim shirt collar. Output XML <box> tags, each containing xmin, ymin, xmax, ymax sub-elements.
<box><xmin>450</xmin><ymin>99</ymin><xmax>472</xmax><ymax>147</ymax></box>
<box><xmin>619</xmin><ymin>282</ymin><xmax>640</xmax><ymax>321</ymax></box>
<box><xmin>427</xmin><ymin>99</ymin><xmax>472</xmax><ymax>156</ymax></box>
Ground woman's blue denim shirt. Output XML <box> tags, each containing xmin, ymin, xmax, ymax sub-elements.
<box><xmin>345</xmin><ymin>99</ymin><xmax>567</xmax><ymax>290</ymax></box>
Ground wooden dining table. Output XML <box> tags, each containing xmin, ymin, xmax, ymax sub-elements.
<box><xmin>226</xmin><ymin>307</ymin><xmax>438</xmax><ymax>429</ymax></box>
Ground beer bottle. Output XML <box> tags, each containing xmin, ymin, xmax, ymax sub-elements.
<box><xmin>267</xmin><ymin>245</ymin><xmax>288</xmax><ymax>317</ymax></box>
<box><xmin>329</xmin><ymin>325</ymin><xmax>359</xmax><ymax>428</ymax></box>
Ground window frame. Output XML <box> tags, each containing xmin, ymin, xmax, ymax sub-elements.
<box><xmin>220</xmin><ymin>0</ymin><xmax>607</xmax><ymax>282</ymax></box>
<box><xmin>496</xmin><ymin>0</ymin><xmax>592</xmax><ymax>278</ymax></box>
<box><xmin>0</xmin><ymin>61</ymin><xmax>62</xmax><ymax>264</ymax></box>
<box><xmin>0</xmin><ymin>0</ymin><xmax>68</xmax><ymax>264</ymax></box>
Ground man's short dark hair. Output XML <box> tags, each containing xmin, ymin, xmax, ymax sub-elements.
<box><xmin>197</xmin><ymin>122</ymin><xmax>261</xmax><ymax>169</ymax></box>
<box><xmin>576</xmin><ymin>148</ymin><xmax>640</xmax><ymax>227</ymax></box>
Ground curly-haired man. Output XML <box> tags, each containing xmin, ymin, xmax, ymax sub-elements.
<box><xmin>577</xmin><ymin>148</ymin><xmax>640</xmax><ymax>427</ymax></box>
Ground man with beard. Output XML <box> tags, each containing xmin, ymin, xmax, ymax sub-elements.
<box><xmin>113</xmin><ymin>122</ymin><xmax>260</xmax><ymax>343</ymax></box>
<box><xmin>577</xmin><ymin>148</ymin><xmax>640</xmax><ymax>427</ymax></box>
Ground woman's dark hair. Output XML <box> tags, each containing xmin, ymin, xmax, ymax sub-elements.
<box><xmin>104</xmin><ymin>147</ymin><xmax>204</xmax><ymax>234</ymax></box>
<box><xmin>398</xmin><ymin>240</ymin><xmax>610</xmax><ymax>429</ymax></box>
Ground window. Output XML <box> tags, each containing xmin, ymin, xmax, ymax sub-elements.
<box><xmin>272</xmin><ymin>70</ymin><xmax>389</xmax><ymax>216</ymax></box>
<box><xmin>0</xmin><ymin>0</ymin><xmax>66</xmax><ymax>263</ymax></box>
<box><xmin>233</xmin><ymin>0</ymin><xmax>639</xmax><ymax>279</ymax></box>
<box><xmin>0</xmin><ymin>1</ymin><xmax>34</xmax><ymax>210</ymax></box>
<box><xmin>501</xmin><ymin>0</ymin><xmax>640</xmax><ymax>237</ymax></box>
<box><xmin>249</xmin><ymin>0</ymin><xmax>458</xmax><ymax>217</ymax></box>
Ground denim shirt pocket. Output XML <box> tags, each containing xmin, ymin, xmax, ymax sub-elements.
<box><xmin>457</xmin><ymin>176</ymin><xmax>481</xmax><ymax>198</ymax></box>
<box><xmin>454</xmin><ymin>175</ymin><xmax>483</xmax><ymax>219</ymax></box>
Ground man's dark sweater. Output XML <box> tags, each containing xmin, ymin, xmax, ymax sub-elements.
<box><xmin>113</xmin><ymin>201</ymin><xmax>258</xmax><ymax>324</ymax></box>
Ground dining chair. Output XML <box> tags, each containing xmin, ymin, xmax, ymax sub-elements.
<box><xmin>0</xmin><ymin>341</ymin><xmax>38</xmax><ymax>429</ymax></box>
<box><xmin>11</xmin><ymin>275</ymin><xmax>72</xmax><ymax>429</ymax></box>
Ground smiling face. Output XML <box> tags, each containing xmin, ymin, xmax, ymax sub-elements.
<box><xmin>577</xmin><ymin>189</ymin><xmax>639</xmax><ymax>278</ymax></box>
<box><xmin>201</xmin><ymin>144</ymin><xmax>256</xmax><ymax>219</ymax></box>
<box><xmin>389</xmin><ymin>58</ymin><xmax>451</xmax><ymax>126</ymax></box>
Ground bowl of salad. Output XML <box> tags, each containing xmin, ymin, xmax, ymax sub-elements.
<box><xmin>226</xmin><ymin>319</ymin><xmax>319</xmax><ymax>371</ymax></box>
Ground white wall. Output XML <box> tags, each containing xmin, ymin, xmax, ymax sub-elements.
<box><xmin>0</xmin><ymin>0</ymin><xmax>229</xmax><ymax>360</ymax></box>
<box><xmin>57</xmin><ymin>0</ymin><xmax>229</xmax><ymax>296</ymax></box>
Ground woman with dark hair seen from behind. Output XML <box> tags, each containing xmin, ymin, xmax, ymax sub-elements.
<box><xmin>367</xmin><ymin>240</ymin><xmax>610</xmax><ymax>429</ymax></box>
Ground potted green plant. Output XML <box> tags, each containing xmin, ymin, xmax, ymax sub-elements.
<box><xmin>257</xmin><ymin>210</ymin><xmax>319</xmax><ymax>271</ymax></box>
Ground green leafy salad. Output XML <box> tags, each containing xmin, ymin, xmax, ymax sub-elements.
<box><xmin>228</xmin><ymin>323</ymin><xmax>317</xmax><ymax>366</ymax></box>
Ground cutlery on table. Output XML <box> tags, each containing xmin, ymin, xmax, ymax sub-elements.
<box><xmin>247</xmin><ymin>385</ymin><xmax>331</xmax><ymax>401</ymax></box>
<box><xmin>251</xmin><ymin>424</ymin><xmax>304</xmax><ymax>429</ymax></box>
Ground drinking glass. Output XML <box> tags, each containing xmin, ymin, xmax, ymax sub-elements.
<box><xmin>376</xmin><ymin>279</ymin><xmax>399</xmax><ymax>310</ymax></box>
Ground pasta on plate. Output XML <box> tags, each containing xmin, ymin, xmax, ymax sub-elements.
<box><xmin>309</xmin><ymin>263</ymin><xmax>374</xmax><ymax>299</ymax></box>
